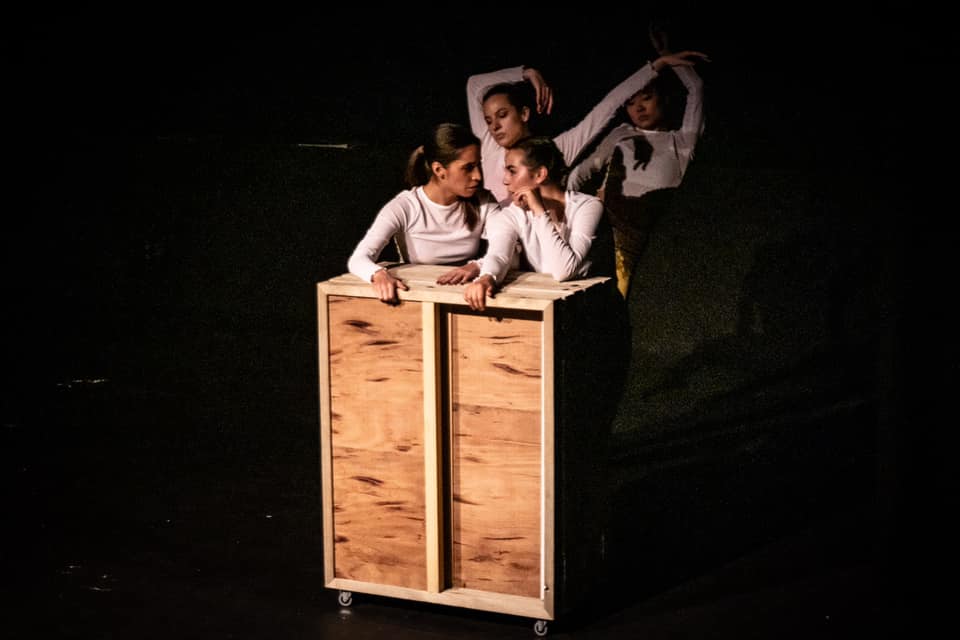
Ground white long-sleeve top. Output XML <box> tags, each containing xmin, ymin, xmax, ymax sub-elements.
<box><xmin>466</xmin><ymin>64</ymin><xmax>660</xmax><ymax>204</ymax></box>
<box><xmin>566</xmin><ymin>66</ymin><xmax>704</xmax><ymax>198</ymax></box>
<box><xmin>479</xmin><ymin>191</ymin><xmax>603</xmax><ymax>283</ymax></box>
<box><xmin>347</xmin><ymin>186</ymin><xmax>501</xmax><ymax>282</ymax></box>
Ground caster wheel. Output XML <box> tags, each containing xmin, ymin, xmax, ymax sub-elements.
<box><xmin>533</xmin><ymin>619</ymin><xmax>548</xmax><ymax>637</ymax></box>
<box><xmin>337</xmin><ymin>590</ymin><xmax>353</xmax><ymax>607</ymax></box>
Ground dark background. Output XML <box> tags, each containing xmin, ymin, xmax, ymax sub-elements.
<box><xmin>5</xmin><ymin>7</ymin><xmax>945</xmax><ymax>639</ymax></box>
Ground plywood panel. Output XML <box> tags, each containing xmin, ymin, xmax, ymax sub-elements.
<box><xmin>327</xmin><ymin>296</ymin><xmax>426</xmax><ymax>589</ymax></box>
<box><xmin>448</xmin><ymin>312</ymin><xmax>542</xmax><ymax>597</ymax></box>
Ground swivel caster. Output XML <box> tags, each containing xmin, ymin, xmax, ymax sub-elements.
<box><xmin>533</xmin><ymin>619</ymin><xmax>549</xmax><ymax>637</ymax></box>
<box><xmin>337</xmin><ymin>590</ymin><xmax>353</xmax><ymax>607</ymax></box>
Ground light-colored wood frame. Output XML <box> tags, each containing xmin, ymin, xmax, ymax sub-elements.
<box><xmin>422</xmin><ymin>302</ymin><xmax>443</xmax><ymax>594</ymax></box>
<box><xmin>317</xmin><ymin>264</ymin><xmax>609</xmax><ymax>620</ymax></box>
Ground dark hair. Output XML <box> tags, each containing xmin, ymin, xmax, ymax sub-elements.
<box><xmin>482</xmin><ymin>81</ymin><xmax>536</xmax><ymax>112</ymax></box>
<box><xmin>481</xmin><ymin>81</ymin><xmax>539</xmax><ymax>134</ymax></box>
<box><xmin>625</xmin><ymin>70</ymin><xmax>688</xmax><ymax>131</ymax></box>
<box><xmin>404</xmin><ymin>122</ymin><xmax>481</xmax><ymax>230</ymax></box>
<box><xmin>512</xmin><ymin>136</ymin><xmax>568</xmax><ymax>187</ymax></box>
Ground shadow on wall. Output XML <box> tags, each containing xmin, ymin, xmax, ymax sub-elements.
<box><xmin>577</xmin><ymin>158</ymin><xmax>891</xmax><ymax>621</ymax></box>
<box><xmin>610</xmin><ymin>157</ymin><xmax>887</xmax><ymax>431</ymax></box>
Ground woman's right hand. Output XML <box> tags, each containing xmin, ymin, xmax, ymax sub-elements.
<box><xmin>464</xmin><ymin>275</ymin><xmax>496</xmax><ymax>312</ymax></box>
<box><xmin>511</xmin><ymin>186</ymin><xmax>545</xmax><ymax>216</ymax></box>
<box><xmin>371</xmin><ymin>268</ymin><xmax>409</xmax><ymax>305</ymax></box>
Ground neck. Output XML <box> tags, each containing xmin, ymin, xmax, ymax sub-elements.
<box><xmin>539</xmin><ymin>184</ymin><xmax>566</xmax><ymax>223</ymax></box>
<box><xmin>422</xmin><ymin>182</ymin><xmax>457</xmax><ymax>206</ymax></box>
<box><xmin>538</xmin><ymin>183</ymin><xmax>564</xmax><ymax>205</ymax></box>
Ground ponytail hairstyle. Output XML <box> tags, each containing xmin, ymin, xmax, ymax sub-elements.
<box><xmin>512</xmin><ymin>136</ymin><xmax>568</xmax><ymax>187</ymax></box>
<box><xmin>404</xmin><ymin>123</ymin><xmax>481</xmax><ymax>230</ymax></box>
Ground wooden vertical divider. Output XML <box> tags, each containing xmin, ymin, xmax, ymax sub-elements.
<box><xmin>423</xmin><ymin>302</ymin><xmax>443</xmax><ymax>592</ymax></box>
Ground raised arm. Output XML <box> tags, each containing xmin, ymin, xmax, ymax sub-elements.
<box><xmin>648</xmin><ymin>21</ymin><xmax>707</xmax><ymax>141</ymax></box>
<box><xmin>552</xmin><ymin>63</ymin><xmax>657</xmax><ymax>165</ymax></box>
<box><xmin>466</xmin><ymin>66</ymin><xmax>553</xmax><ymax>134</ymax></box>
<box><xmin>673</xmin><ymin>64</ymin><xmax>706</xmax><ymax>140</ymax></box>
<box><xmin>466</xmin><ymin>66</ymin><xmax>525</xmax><ymax>140</ymax></box>
<box><xmin>522</xmin><ymin>67</ymin><xmax>554</xmax><ymax>116</ymax></box>
<box><xmin>554</xmin><ymin>51</ymin><xmax>709</xmax><ymax>166</ymax></box>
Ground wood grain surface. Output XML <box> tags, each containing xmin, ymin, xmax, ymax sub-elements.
<box><xmin>447</xmin><ymin>311</ymin><xmax>543</xmax><ymax>597</ymax></box>
<box><xmin>327</xmin><ymin>296</ymin><xmax>427</xmax><ymax>589</ymax></box>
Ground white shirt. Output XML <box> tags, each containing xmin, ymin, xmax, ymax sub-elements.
<box><xmin>567</xmin><ymin>66</ymin><xmax>704</xmax><ymax>198</ymax></box>
<box><xmin>480</xmin><ymin>191</ymin><xmax>603</xmax><ymax>283</ymax></box>
<box><xmin>467</xmin><ymin>64</ymin><xmax>660</xmax><ymax>204</ymax></box>
<box><xmin>347</xmin><ymin>186</ymin><xmax>501</xmax><ymax>282</ymax></box>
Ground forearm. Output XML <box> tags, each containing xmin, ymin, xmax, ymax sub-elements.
<box><xmin>536</xmin><ymin>202</ymin><xmax>602</xmax><ymax>281</ymax></box>
<box><xmin>478</xmin><ymin>254</ymin><xmax>510</xmax><ymax>285</ymax></box>
<box><xmin>553</xmin><ymin>63</ymin><xmax>657</xmax><ymax>163</ymax></box>
<box><xmin>674</xmin><ymin>65</ymin><xmax>705</xmax><ymax>137</ymax></box>
<box><xmin>348</xmin><ymin>245</ymin><xmax>388</xmax><ymax>283</ymax></box>
<box><xmin>477</xmin><ymin>209</ymin><xmax>519</xmax><ymax>281</ymax></box>
<box><xmin>567</xmin><ymin>129</ymin><xmax>622</xmax><ymax>192</ymax></box>
<box><xmin>531</xmin><ymin>216</ymin><xmax>585</xmax><ymax>281</ymax></box>
<box><xmin>347</xmin><ymin>205</ymin><xmax>405</xmax><ymax>282</ymax></box>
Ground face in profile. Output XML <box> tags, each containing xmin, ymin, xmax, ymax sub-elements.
<box><xmin>483</xmin><ymin>94</ymin><xmax>530</xmax><ymax>148</ymax></box>
<box><xmin>502</xmin><ymin>148</ymin><xmax>538</xmax><ymax>206</ymax></box>
<box><xmin>440</xmin><ymin>143</ymin><xmax>483</xmax><ymax>198</ymax></box>
<box><xmin>625</xmin><ymin>89</ymin><xmax>664</xmax><ymax>130</ymax></box>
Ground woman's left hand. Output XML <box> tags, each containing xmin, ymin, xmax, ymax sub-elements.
<box><xmin>653</xmin><ymin>51</ymin><xmax>710</xmax><ymax>72</ymax></box>
<box><xmin>521</xmin><ymin>67</ymin><xmax>554</xmax><ymax>115</ymax></box>
<box><xmin>436</xmin><ymin>262</ymin><xmax>480</xmax><ymax>285</ymax></box>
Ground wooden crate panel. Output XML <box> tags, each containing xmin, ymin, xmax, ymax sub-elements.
<box><xmin>448</xmin><ymin>312</ymin><xmax>542</xmax><ymax>597</ymax></box>
<box><xmin>327</xmin><ymin>296</ymin><xmax>426</xmax><ymax>589</ymax></box>
<box><xmin>448</xmin><ymin>314</ymin><xmax>543</xmax><ymax>415</ymax></box>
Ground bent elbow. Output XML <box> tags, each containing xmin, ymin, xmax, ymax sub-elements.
<box><xmin>466</xmin><ymin>75</ymin><xmax>485</xmax><ymax>98</ymax></box>
<box><xmin>549</xmin><ymin>266</ymin><xmax>577</xmax><ymax>282</ymax></box>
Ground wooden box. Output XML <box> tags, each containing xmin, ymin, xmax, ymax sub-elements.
<box><xmin>316</xmin><ymin>264</ymin><xmax>626</xmax><ymax>631</ymax></box>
